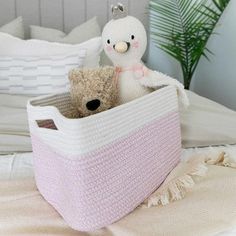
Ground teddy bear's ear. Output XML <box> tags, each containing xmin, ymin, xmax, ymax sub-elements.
<box><xmin>68</xmin><ymin>68</ymin><xmax>83</xmax><ymax>84</ymax></box>
<box><xmin>100</xmin><ymin>66</ymin><xmax>115</xmax><ymax>79</ymax></box>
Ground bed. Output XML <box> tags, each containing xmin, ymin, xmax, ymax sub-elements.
<box><xmin>1</xmin><ymin>0</ymin><xmax>236</xmax><ymax>235</ymax></box>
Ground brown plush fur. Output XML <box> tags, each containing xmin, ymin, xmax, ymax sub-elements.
<box><xmin>68</xmin><ymin>66</ymin><xmax>118</xmax><ymax>118</ymax></box>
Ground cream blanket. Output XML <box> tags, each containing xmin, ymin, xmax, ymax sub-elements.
<box><xmin>1</xmin><ymin>148</ymin><xmax>236</xmax><ymax>236</ymax></box>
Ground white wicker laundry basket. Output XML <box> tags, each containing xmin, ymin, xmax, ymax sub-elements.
<box><xmin>27</xmin><ymin>85</ymin><xmax>181</xmax><ymax>231</ymax></box>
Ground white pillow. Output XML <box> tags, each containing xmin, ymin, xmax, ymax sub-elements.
<box><xmin>0</xmin><ymin>51</ymin><xmax>86</xmax><ymax>95</ymax></box>
<box><xmin>30</xmin><ymin>17</ymin><xmax>101</xmax><ymax>44</ymax></box>
<box><xmin>0</xmin><ymin>17</ymin><xmax>24</xmax><ymax>39</ymax></box>
<box><xmin>30</xmin><ymin>18</ymin><xmax>111</xmax><ymax>66</ymax></box>
<box><xmin>0</xmin><ymin>32</ymin><xmax>102</xmax><ymax>67</ymax></box>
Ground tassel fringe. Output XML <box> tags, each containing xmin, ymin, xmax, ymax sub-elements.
<box><xmin>145</xmin><ymin>151</ymin><xmax>236</xmax><ymax>208</ymax></box>
<box><xmin>145</xmin><ymin>158</ymin><xmax>207</xmax><ymax>207</ymax></box>
<box><xmin>206</xmin><ymin>152</ymin><xmax>236</xmax><ymax>168</ymax></box>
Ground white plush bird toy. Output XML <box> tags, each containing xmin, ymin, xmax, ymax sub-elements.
<box><xmin>102</xmin><ymin>3</ymin><xmax>189</xmax><ymax>108</ymax></box>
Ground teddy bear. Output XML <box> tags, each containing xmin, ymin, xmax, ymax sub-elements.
<box><xmin>67</xmin><ymin>66</ymin><xmax>118</xmax><ymax>118</ymax></box>
<box><xmin>102</xmin><ymin>3</ymin><xmax>189</xmax><ymax>108</ymax></box>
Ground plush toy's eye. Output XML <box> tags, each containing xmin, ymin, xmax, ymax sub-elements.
<box><xmin>131</xmin><ymin>35</ymin><xmax>135</xmax><ymax>40</ymax></box>
<box><xmin>107</xmin><ymin>39</ymin><xmax>111</xmax><ymax>44</ymax></box>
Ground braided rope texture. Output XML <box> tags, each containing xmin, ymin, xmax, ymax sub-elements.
<box><xmin>28</xmin><ymin>86</ymin><xmax>181</xmax><ymax>231</ymax></box>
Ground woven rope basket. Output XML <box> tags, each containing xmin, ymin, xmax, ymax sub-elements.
<box><xmin>27</xmin><ymin>85</ymin><xmax>181</xmax><ymax>231</ymax></box>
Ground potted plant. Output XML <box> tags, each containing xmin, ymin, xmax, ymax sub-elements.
<box><xmin>149</xmin><ymin>0</ymin><xmax>230</xmax><ymax>89</ymax></box>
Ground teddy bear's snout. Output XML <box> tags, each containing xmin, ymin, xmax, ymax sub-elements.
<box><xmin>86</xmin><ymin>99</ymin><xmax>101</xmax><ymax>111</ymax></box>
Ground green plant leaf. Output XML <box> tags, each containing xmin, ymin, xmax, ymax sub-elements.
<box><xmin>149</xmin><ymin>0</ymin><xmax>230</xmax><ymax>89</ymax></box>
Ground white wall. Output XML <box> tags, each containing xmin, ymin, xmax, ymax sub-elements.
<box><xmin>147</xmin><ymin>0</ymin><xmax>236</xmax><ymax>110</ymax></box>
<box><xmin>147</xmin><ymin>40</ymin><xmax>182</xmax><ymax>81</ymax></box>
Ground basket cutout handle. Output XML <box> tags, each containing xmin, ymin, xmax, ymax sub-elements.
<box><xmin>36</xmin><ymin>119</ymin><xmax>58</xmax><ymax>130</ymax></box>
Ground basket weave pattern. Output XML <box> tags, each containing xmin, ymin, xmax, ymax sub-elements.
<box><xmin>27</xmin><ymin>86</ymin><xmax>181</xmax><ymax>231</ymax></box>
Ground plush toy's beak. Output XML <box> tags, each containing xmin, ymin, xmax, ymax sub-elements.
<box><xmin>113</xmin><ymin>41</ymin><xmax>130</xmax><ymax>53</ymax></box>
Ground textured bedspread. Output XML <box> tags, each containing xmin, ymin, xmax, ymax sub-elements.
<box><xmin>1</xmin><ymin>146</ymin><xmax>236</xmax><ymax>236</ymax></box>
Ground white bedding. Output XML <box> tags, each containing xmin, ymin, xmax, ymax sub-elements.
<box><xmin>1</xmin><ymin>147</ymin><xmax>236</xmax><ymax>235</ymax></box>
<box><xmin>0</xmin><ymin>152</ymin><xmax>33</xmax><ymax>180</ymax></box>
<box><xmin>0</xmin><ymin>94</ymin><xmax>31</xmax><ymax>154</ymax></box>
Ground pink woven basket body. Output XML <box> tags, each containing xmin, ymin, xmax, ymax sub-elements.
<box><xmin>27</xmin><ymin>86</ymin><xmax>181</xmax><ymax>231</ymax></box>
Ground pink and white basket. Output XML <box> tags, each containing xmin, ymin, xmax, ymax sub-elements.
<box><xmin>27</xmin><ymin>85</ymin><xmax>181</xmax><ymax>231</ymax></box>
